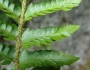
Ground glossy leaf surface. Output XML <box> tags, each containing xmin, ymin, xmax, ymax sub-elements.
<box><xmin>22</xmin><ymin>25</ymin><xmax>80</xmax><ymax>48</ymax></box>
<box><xmin>25</xmin><ymin>0</ymin><xmax>81</xmax><ymax>21</ymax></box>
<box><xmin>19</xmin><ymin>50</ymin><xmax>79</xmax><ymax>69</ymax></box>
<box><xmin>0</xmin><ymin>22</ymin><xmax>17</xmax><ymax>40</ymax></box>
<box><xmin>0</xmin><ymin>0</ymin><xmax>21</xmax><ymax>22</ymax></box>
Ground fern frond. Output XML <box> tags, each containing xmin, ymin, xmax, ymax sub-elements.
<box><xmin>19</xmin><ymin>50</ymin><xmax>79</xmax><ymax>69</ymax></box>
<box><xmin>0</xmin><ymin>0</ymin><xmax>21</xmax><ymax>22</ymax></box>
<box><xmin>25</xmin><ymin>0</ymin><xmax>81</xmax><ymax>21</ymax></box>
<box><xmin>0</xmin><ymin>22</ymin><xmax>17</xmax><ymax>40</ymax></box>
<box><xmin>0</xmin><ymin>43</ymin><xmax>15</xmax><ymax>65</ymax></box>
<box><xmin>22</xmin><ymin>25</ymin><xmax>80</xmax><ymax>48</ymax></box>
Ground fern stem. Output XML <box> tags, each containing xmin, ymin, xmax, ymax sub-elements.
<box><xmin>14</xmin><ymin>0</ymin><xmax>27</xmax><ymax>70</ymax></box>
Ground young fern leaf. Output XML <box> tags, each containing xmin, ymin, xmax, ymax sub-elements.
<box><xmin>22</xmin><ymin>25</ymin><xmax>80</xmax><ymax>48</ymax></box>
<box><xmin>0</xmin><ymin>0</ymin><xmax>21</xmax><ymax>22</ymax></box>
<box><xmin>25</xmin><ymin>0</ymin><xmax>81</xmax><ymax>21</ymax></box>
<box><xmin>19</xmin><ymin>50</ymin><xmax>79</xmax><ymax>70</ymax></box>
<box><xmin>0</xmin><ymin>43</ymin><xmax>15</xmax><ymax>65</ymax></box>
<box><xmin>0</xmin><ymin>22</ymin><xmax>18</xmax><ymax>40</ymax></box>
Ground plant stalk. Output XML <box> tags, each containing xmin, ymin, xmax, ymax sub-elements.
<box><xmin>14</xmin><ymin>0</ymin><xmax>27</xmax><ymax>70</ymax></box>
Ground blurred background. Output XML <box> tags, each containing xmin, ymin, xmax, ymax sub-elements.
<box><xmin>0</xmin><ymin>0</ymin><xmax>90</xmax><ymax>70</ymax></box>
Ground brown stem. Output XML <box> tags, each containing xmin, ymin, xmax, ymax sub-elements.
<box><xmin>14</xmin><ymin>0</ymin><xmax>27</xmax><ymax>70</ymax></box>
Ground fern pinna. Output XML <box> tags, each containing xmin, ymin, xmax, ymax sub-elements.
<box><xmin>19</xmin><ymin>50</ymin><xmax>79</xmax><ymax>70</ymax></box>
<box><xmin>0</xmin><ymin>43</ymin><xmax>15</xmax><ymax>65</ymax></box>
<box><xmin>0</xmin><ymin>0</ymin><xmax>81</xmax><ymax>70</ymax></box>
<box><xmin>0</xmin><ymin>0</ymin><xmax>21</xmax><ymax>22</ymax></box>
<box><xmin>0</xmin><ymin>22</ymin><xmax>17</xmax><ymax>40</ymax></box>
<box><xmin>22</xmin><ymin>25</ymin><xmax>80</xmax><ymax>48</ymax></box>
<box><xmin>25</xmin><ymin>0</ymin><xmax>81</xmax><ymax>21</ymax></box>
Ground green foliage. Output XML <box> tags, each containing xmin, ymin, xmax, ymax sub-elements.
<box><xmin>9</xmin><ymin>0</ymin><xmax>21</xmax><ymax>4</ymax></box>
<box><xmin>0</xmin><ymin>0</ymin><xmax>21</xmax><ymax>22</ymax></box>
<box><xmin>22</xmin><ymin>25</ymin><xmax>80</xmax><ymax>48</ymax></box>
<box><xmin>31</xmin><ymin>66</ymin><xmax>60</xmax><ymax>70</ymax></box>
<box><xmin>0</xmin><ymin>22</ymin><xmax>17</xmax><ymax>40</ymax></box>
<box><xmin>19</xmin><ymin>50</ymin><xmax>79</xmax><ymax>70</ymax></box>
<box><xmin>25</xmin><ymin>0</ymin><xmax>81</xmax><ymax>21</ymax></box>
<box><xmin>0</xmin><ymin>0</ymin><xmax>82</xmax><ymax>70</ymax></box>
<box><xmin>0</xmin><ymin>12</ymin><xmax>11</xmax><ymax>23</ymax></box>
<box><xmin>0</xmin><ymin>43</ymin><xmax>15</xmax><ymax>65</ymax></box>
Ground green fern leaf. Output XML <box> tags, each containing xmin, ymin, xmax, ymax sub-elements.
<box><xmin>19</xmin><ymin>50</ymin><xmax>79</xmax><ymax>69</ymax></box>
<box><xmin>0</xmin><ymin>22</ymin><xmax>17</xmax><ymax>40</ymax></box>
<box><xmin>0</xmin><ymin>12</ymin><xmax>11</xmax><ymax>23</ymax></box>
<box><xmin>25</xmin><ymin>0</ymin><xmax>81</xmax><ymax>21</ymax></box>
<box><xmin>31</xmin><ymin>66</ymin><xmax>60</xmax><ymax>70</ymax></box>
<box><xmin>0</xmin><ymin>43</ymin><xmax>15</xmax><ymax>65</ymax></box>
<box><xmin>22</xmin><ymin>25</ymin><xmax>80</xmax><ymax>48</ymax></box>
<box><xmin>0</xmin><ymin>0</ymin><xmax>21</xmax><ymax>22</ymax></box>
